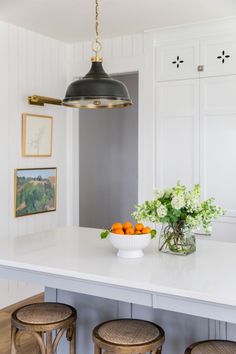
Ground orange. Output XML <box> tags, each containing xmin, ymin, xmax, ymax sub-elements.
<box><xmin>123</xmin><ymin>221</ymin><xmax>133</xmax><ymax>230</ymax></box>
<box><xmin>113</xmin><ymin>229</ymin><xmax>124</xmax><ymax>235</ymax></box>
<box><xmin>142</xmin><ymin>226</ymin><xmax>151</xmax><ymax>234</ymax></box>
<box><xmin>125</xmin><ymin>227</ymin><xmax>135</xmax><ymax>235</ymax></box>
<box><xmin>135</xmin><ymin>223</ymin><xmax>144</xmax><ymax>231</ymax></box>
<box><xmin>135</xmin><ymin>230</ymin><xmax>142</xmax><ymax>234</ymax></box>
<box><xmin>111</xmin><ymin>222</ymin><xmax>123</xmax><ymax>231</ymax></box>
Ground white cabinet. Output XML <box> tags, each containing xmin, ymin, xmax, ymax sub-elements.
<box><xmin>155</xmin><ymin>35</ymin><xmax>236</xmax><ymax>240</ymax></box>
<box><xmin>200</xmin><ymin>75</ymin><xmax>236</xmax><ymax>218</ymax></box>
<box><xmin>156</xmin><ymin>35</ymin><xmax>236</xmax><ymax>81</ymax></box>
<box><xmin>200</xmin><ymin>35</ymin><xmax>236</xmax><ymax>77</ymax></box>
<box><xmin>156</xmin><ymin>80</ymin><xmax>199</xmax><ymax>189</ymax></box>
<box><xmin>156</xmin><ymin>40</ymin><xmax>199</xmax><ymax>81</ymax></box>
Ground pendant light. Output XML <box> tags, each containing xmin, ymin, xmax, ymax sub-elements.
<box><xmin>63</xmin><ymin>0</ymin><xmax>132</xmax><ymax>109</ymax></box>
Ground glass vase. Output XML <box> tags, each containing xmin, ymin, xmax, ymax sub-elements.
<box><xmin>158</xmin><ymin>224</ymin><xmax>196</xmax><ymax>255</ymax></box>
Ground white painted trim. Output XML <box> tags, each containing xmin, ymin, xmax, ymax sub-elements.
<box><xmin>146</xmin><ymin>17</ymin><xmax>236</xmax><ymax>43</ymax></box>
<box><xmin>66</xmin><ymin>107</ymin><xmax>79</xmax><ymax>226</ymax></box>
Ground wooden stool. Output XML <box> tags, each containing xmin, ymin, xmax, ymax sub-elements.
<box><xmin>11</xmin><ymin>302</ymin><xmax>77</xmax><ymax>354</ymax></box>
<box><xmin>185</xmin><ymin>340</ymin><xmax>236</xmax><ymax>353</ymax></box>
<box><xmin>92</xmin><ymin>318</ymin><xmax>165</xmax><ymax>354</ymax></box>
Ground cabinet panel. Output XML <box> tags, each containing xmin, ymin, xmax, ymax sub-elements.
<box><xmin>156</xmin><ymin>80</ymin><xmax>199</xmax><ymax>189</ymax></box>
<box><xmin>133</xmin><ymin>304</ymin><xmax>209</xmax><ymax>354</ymax></box>
<box><xmin>200</xmin><ymin>76</ymin><xmax>236</xmax><ymax>217</ymax></box>
<box><xmin>200</xmin><ymin>35</ymin><xmax>236</xmax><ymax>77</ymax></box>
<box><xmin>161</xmin><ymin>116</ymin><xmax>194</xmax><ymax>187</ymax></box>
<box><xmin>156</xmin><ymin>40</ymin><xmax>199</xmax><ymax>81</ymax></box>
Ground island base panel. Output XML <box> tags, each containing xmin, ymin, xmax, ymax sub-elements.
<box><xmin>45</xmin><ymin>288</ymin><xmax>236</xmax><ymax>354</ymax></box>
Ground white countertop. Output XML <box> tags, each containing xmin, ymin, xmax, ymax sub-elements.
<box><xmin>0</xmin><ymin>226</ymin><xmax>235</xmax><ymax>310</ymax></box>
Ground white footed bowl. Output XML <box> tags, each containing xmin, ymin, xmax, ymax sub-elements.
<box><xmin>109</xmin><ymin>233</ymin><xmax>151</xmax><ymax>258</ymax></box>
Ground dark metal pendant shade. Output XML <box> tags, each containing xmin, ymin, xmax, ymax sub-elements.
<box><xmin>63</xmin><ymin>62</ymin><xmax>132</xmax><ymax>109</ymax></box>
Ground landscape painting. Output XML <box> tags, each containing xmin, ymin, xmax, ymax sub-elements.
<box><xmin>15</xmin><ymin>168</ymin><xmax>57</xmax><ymax>217</ymax></box>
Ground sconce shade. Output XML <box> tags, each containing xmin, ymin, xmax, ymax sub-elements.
<box><xmin>62</xmin><ymin>61</ymin><xmax>132</xmax><ymax>109</ymax></box>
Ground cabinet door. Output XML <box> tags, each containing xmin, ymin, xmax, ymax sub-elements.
<box><xmin>156</xmin><ymin>80</ymin><xmax>199</xmax><ymax>189</ymax></box>
<box><xmin>200</xmin><ymin>35</ymin><xmax>236</xmax><ymax>77</ymax></box>
<box><xmin>156</xmin><ymin>40</ymin><xmax>199</xmax><ymax>81</ymax></box>
<box><xmin>200</xmin><ymin>76</ymin><xmax>236</xmax><ymax>219</ymax></box>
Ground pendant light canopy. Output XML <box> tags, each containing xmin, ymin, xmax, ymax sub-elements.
<box><xmin>63</xmin><ymin>0</ymin><xmax>132</xmax><ymax>109</ymax></box>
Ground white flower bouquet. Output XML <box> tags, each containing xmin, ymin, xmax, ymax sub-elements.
<box><xmin>132</xmin><ymin>183</ymin><xmax>225</xmax><ymax>255</ymax></box>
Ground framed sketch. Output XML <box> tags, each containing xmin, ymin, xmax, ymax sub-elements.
<box><xmin>15</xmin><ymin>168</ymin><xmax>57</xmax><ymax>217</ymax></box>
<box><xmin>22</xmin><ymin>113</ymin><xmax>53</xmax><ymax>157</ymax></box>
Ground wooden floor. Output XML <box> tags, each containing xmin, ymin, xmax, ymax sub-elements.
<box><xmin>0</xmin><ymin>293</ymin><xmax>44</xmax><ymax>354</ymax></box>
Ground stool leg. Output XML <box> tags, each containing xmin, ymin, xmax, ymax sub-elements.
<box><xmin>11</xmin><ymin>326</ymin><xmax>17</xmax><ymax>354</ymax></box>
<box><xmin>31</xmin><ymin>332</ymin><xmax>46</xmax><ymax>354</ymax></box>
<box><xmin>94</xmin><ymin>344</ymin><xmax>102</xmax><ymax>354</ymax></box>
<box><xmin>46</xmin><ymin>331</ymin><xmax>53</xmax><ymax>354</ymax></box>
<box><xmin>70</xmin><ymin>323</ymin><xmax>76</xmax><ymax>354</ymax></box>
<box><xmin>155</xmin><ymin>347</ymin><xmax>163</xmax><ymax>354</ymax></box>
<box><xmin>37</xmin><ymin>332</ymin><xmax>44</xmax><ymax>354</ymax></box>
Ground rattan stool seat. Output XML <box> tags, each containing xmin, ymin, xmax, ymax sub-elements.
<box><xmin>97</xmin><ymin>319</ymin><xmax>160</xmax><ymax>345</ymax></box>
<box><xmin>93</xmin><ymin>319</ymin><xmax>165</xmax><ymax>354</ymax></box>
<box><xmin>11</xmin><ymin>302</ymin><xmax>77</xmax><ymax>354</ymax></box>
<box><xmin>15</xmin><ymin>303</ymin><xmax>73</xmax><ymax>325</ymax></box>
<box><xmin>185</xmin><ymin>340</ymin><xmax>236</xmax><ymax>354</ymax></box>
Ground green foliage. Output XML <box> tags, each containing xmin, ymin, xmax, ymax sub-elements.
<box><xmin>100</xmin><ymin>230</ymin><xmax>110</xmax><ymax>239</ymax></box>
<box><xmin>151</xmin><ymin>229</ymin><xmax>157</xmax><ymax>239</ymax></box>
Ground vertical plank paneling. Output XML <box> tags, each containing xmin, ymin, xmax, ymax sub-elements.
<box><xmin>8</xmin><ymin>24</ymin><xmax>19</xmax><ymax>239</ymax></box>
<box><xmin>112</xmin><ymin>36</ymin><xmax>123</xmax><ymax>58</ymax></box>
<box><xmin>0</xmin><ymin>21</ymin><xmax>68</xmax><ymax>307</ymax></box>
<box><xmin>102</xmin><ymin>38</ymin><xmax>112</xmax><ymax>60</ymax></box>
<box><xmin>74</xmin><ymin>43</ymin><xmax>83</xmax><ymax>64</ymax></box>
<box><xmin>0</xmin><ymin>22</ymin><xmax>9</xmax><ymax>235</ymax></box>
<box><xmin>0</xmin><ymin>21</ymin><xmax>10</xmax><ymax>308</ymax></box>
<box><xmin>122</xmin><ymin>35</ymin><xmax>133</xmax><ymax>57</ymax></box>
<box><xmin>82</xmin><ymin>41</ymin><xmax>91</xmax><ymax>62</ymax></box>
<box><xmin>71</xmin><ymin>34</ymin><xmax>141</xmax><ymax>64</ymax></box>
<box><xmin>133</xmin><ymin>33</ymin><xmax>144</xmax><ymax>56</ymax></box>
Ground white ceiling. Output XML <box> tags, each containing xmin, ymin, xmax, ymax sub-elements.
<box><xmin>0</xmin><ymin>0</ymin><xmax>236</xmax><ymax>42</ymax></box>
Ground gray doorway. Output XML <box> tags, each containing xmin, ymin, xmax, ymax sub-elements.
<box><xmin>79</xmin><ymin>73</ymin><xmax>138</xmax><ymax>229</ymax></box>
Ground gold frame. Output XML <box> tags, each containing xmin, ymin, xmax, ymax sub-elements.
<box><xmin>22</xmin><ymin>113</ymin><xmax>53</xmax><ymax>157</ymax></box>
<box><xmin>14</xmin><ymin>167</ymin><xmax>57</xmax><ymax>218</ymax></box>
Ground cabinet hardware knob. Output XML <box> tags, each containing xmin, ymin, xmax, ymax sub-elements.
<box><xmin>197</xmin><ymin>65</ymin><xmax>204</xmax><ymax>72</ymax></box>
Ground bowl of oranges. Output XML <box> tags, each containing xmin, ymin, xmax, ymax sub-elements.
<box><xmin>100</xmin><ymin>222</ymin><xmax>156</xmax><ymax>258</ymax></box>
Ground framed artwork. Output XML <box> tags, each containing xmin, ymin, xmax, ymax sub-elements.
<box><xmin>15</xmin><ymin>168</ymin><xmax>57</xmax><ymax>217</ymax></box>
<box><xmin>22</xmin><ymin>113</ymin><xmax>53</xmax><ymax>157</ymax></box>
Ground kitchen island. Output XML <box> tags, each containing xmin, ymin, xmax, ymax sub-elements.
<box><xmin>0</xmin><ymin>227</ymin><xmax>235</xmax><ymax>354</ymax></box>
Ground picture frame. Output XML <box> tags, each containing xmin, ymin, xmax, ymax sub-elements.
<box><xmin>14</xmin><ymin>167</ymin><xmax>57</xmax><ymax>217</ymax></box>
<box><xmin>22</xmin><ymin>113</ymin><xmax>53</xmax><ymax>157</ymax></box>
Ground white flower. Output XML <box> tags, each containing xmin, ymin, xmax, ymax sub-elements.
<box><xmin>186</xmin><ymin>215</ymin><xmax>199</xmax><ymax>229</ymax></box>
<box><xmin>156</xmin><ymin>205</ymin><xmax>167</xmax><ymax>218</ymax></box>
<box><xmin>192</xmin><ymin>184</ymin><xmax>201</xmax><ymax>197</ymax></box>
<box><xmin>171</xmin><ymin>195</ymin><xmax>185</xmax><ymax>210</ymax></box>
<box><xmin>185</xmin><ymin>194</ymin><xmax>200</xmax><ymax>212</ymax></box>
<box><xmin>164</xmin><ymin>188</ymin><xmax>172</xmax><ymax>197</ymax></box>
<box><xmin>155</xmin><ymin>189</ymin><xmax>164</xmax><ymax>199</ymax></box>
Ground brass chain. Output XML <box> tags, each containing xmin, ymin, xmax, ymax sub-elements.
<box><xmin>95</xmin><ymin>0</ymin><xmax>99</xmax><ymax>44</ymax></box>
<box><xmin>92</xmin><ymin>0</ymin><xmax>102</xmax><ymax>59</ymax></box>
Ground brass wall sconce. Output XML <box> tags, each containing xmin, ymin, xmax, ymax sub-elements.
<box><xmin>28</xmin><ymin>95</ymin><xmax>62</xmax><ymax>106</ymax></box>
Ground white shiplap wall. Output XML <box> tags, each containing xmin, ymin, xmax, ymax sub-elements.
<box><xmin>70</xmin><ymin>33</ymin><xmax>145</xmax><ymax>64</ymax></box>
<box><xmin>0</xmin><ymin>21</ymin><xmax>68</xmax><ymax>307</ymax></box>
